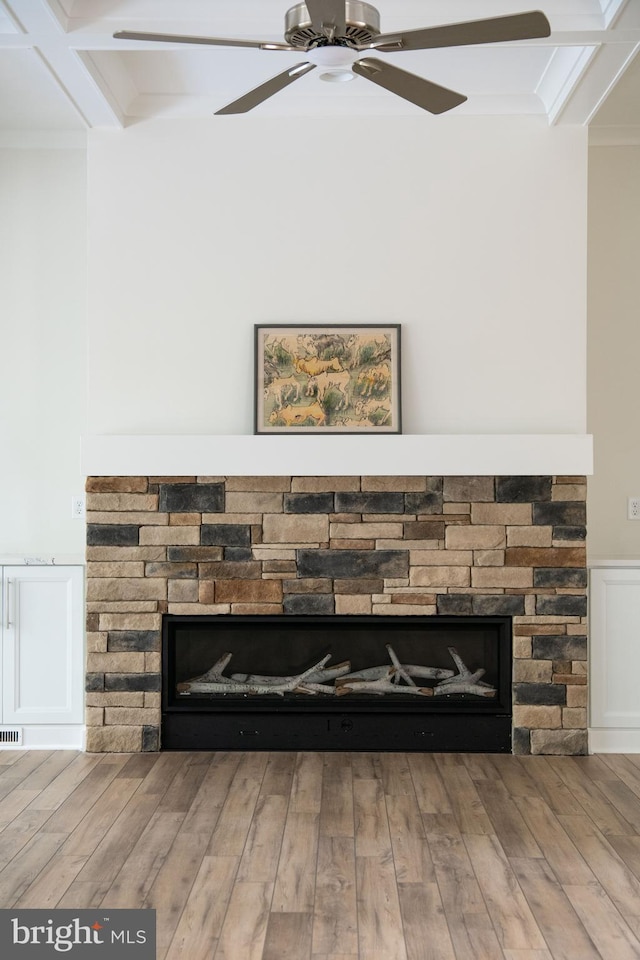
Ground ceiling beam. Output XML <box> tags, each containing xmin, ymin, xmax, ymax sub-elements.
<box><xmin>3</xmin><ymin>0</ymin><xmax>124</xmax><ymax>127</ymax></box>
<box><xmin>552</xmin><ymin>40</ymin><xmax>639</xmax><ymax>124</ymax></box>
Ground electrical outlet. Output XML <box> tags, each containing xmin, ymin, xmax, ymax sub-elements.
<box><xmin>628</xmin><ymin>497</ymin><xmax>640</xmax><ymax>520</ymax></box>
<box><xmin>71</xmin><ymin>495</ymin><xmax>86</xmax><ymax>519</ymax></box>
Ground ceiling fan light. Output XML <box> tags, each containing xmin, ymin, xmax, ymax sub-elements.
<box><xmin>306</xmin><ymin>44</ymin><xmax>358</xmax><ymax>68</ymax></box>
<box><xmin>320</xmin><ymin>69</ymin><xmax>356</xmax><ymax>82</ymax></box>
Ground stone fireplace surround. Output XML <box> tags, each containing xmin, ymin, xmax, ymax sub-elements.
<box><xmin>84</xmin><ymin>474</ymin><xmax>588</xmax><ymax>755</ymax></box>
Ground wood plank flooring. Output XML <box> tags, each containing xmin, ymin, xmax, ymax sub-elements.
<box><xmin>1</xmin><ymin>751</ymin><xmax>640</xmax><ymax>959</ymax></box>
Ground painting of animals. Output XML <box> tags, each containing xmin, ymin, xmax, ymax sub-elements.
<box><xmin>255</xmin><ymin>325</ymin><xmax>401</xmax><ymax>433</ymax></box>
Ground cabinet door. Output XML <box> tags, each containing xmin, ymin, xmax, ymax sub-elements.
<box><xmin>2</xmin><ymin>566</ymin><xmax>84</xmax><ymax>724</ymax></box>
<box><xmin>590</xmin><ymin>567</ymin><xmax>640</xmax><ymax>728</ymax></box>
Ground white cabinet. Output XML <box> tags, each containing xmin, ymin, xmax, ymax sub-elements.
<box><xmin>590</xmin><ymin>564</ymin><xmax>640</xmax><ymax>752</ymax></box>
<box><xmin>1</xmin><ymin>565</ymin><xmax>84</xmax><ymax>747</ymax></box>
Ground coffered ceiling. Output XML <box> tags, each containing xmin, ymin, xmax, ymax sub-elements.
<box><xmin>0</xmin><ymin>0</ymin><xmax>638</xmax><ymax>140</ymax></box>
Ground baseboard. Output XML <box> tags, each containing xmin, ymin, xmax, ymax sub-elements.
<box><xmin>589</xmin><ymin>728</ymin><xmax>640</xmax><ymax>753</ymax></box>
<box><xmin>0</xmin><ymin>725</ymin><xmax>84</xmax><ymax>750</ymax></box>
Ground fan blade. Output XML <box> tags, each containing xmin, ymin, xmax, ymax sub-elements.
<box><xmin>364</xmin><ymin>11</ymin><xmax>551</xmax><ymax>52</ymax></box>
<box><xmin>352</xmin><ymin>58</ymin><xmax>466</xmax><ymax>114</ymax></box>
<box><xmin>215</xmin><ymin>62</ymin><xmax>316</xmax><ymax>115</ymax></box>
<box><xmin>113</xmin><ymin>30</ymin><xmax>295</xmax><ymax>51</ymax></box>
<box><xmin>304</xmin><ymin>0</ymin><xmax>346</xmax><ymax>36</ymax></box>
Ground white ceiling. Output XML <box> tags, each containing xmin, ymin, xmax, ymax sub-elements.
<box><xmin>0</xmin><ymin>0</ymin><xmax>639</xmax><ymax>141</ymax></box>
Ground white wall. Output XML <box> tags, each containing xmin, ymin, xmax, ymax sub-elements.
<box><xmin>0</xmin><ymin>120</ymin><xmax>589</xmax><ymax>557</ymax></box>
<box><xmin>87</xmin><ymin>117</ymin><xmax>588</xmax><ymax>436</ymax></box>
<box><xmin>0</xmin><ymin>148</ymin><xmax>87</xmax><ymax>556</ymax></box>
<box><xmin>587</xmin><ymin>145</ymin><xmax>640</xmax><ymax>560</ymax></box>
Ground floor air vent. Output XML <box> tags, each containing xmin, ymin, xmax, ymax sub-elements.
<box><xmin>0</xmin><ymin>727</ymin><xmax>23</xmax><ymax>746</ymax></box>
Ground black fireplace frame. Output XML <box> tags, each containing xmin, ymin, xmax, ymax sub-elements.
<box><xmin>161</xmin><ymin>614</ymin><xmax>512</xmax><ymax>752</ymax></box>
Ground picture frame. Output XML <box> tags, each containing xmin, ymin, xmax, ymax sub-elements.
<box><xmin>255</xmin><ymin>324</ymin><xmax>401</xmax><ymax>434</ymax></box>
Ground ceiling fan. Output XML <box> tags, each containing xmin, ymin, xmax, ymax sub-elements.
<box><xmin>114</xmin><ymin>1</ymin><xmax>551</xmax><ymax>116</ymax></box>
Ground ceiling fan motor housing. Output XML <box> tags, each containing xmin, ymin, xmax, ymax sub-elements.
<box><xmin>285</xmin><ymin>1</ymin><xmax>381</xmax><ymax>47</ymax></box>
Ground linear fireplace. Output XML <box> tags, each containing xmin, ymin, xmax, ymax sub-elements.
<box><xmin>162</xmin><ymin>614</ymin><xmax>512</xmax><ymax>751</ymax></box>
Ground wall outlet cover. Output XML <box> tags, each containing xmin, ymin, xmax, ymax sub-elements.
<box><xmin>628</xmin><ymin>497</ymin><xmax>640</xmax><ymax>520</ymax></box>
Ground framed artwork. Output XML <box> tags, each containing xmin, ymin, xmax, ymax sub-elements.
<box><xmin>255</xmin><ymin>324</ymin><xmax>401</xmax><ymax>434</ymax></box>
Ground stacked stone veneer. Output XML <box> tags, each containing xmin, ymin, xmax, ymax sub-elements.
<box><xmin>85</xmin><ymin>474</ymin><xmax>588</xmax><ymax>755</ymax></box>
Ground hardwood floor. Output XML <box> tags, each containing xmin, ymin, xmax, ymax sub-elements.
<box><xmin>1</xmin><ymin>750</ymin><xmax>640</xmax><ymax>959</ymax></box>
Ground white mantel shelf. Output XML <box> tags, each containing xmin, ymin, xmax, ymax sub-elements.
<box><xmin>82</xmin><ymin>434</ymin><xmax>593</xmax><ymax>477</ymax></box>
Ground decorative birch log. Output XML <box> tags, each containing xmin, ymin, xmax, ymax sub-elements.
<box><xmin>176</xmin><ymin>646</ymin><xmax>493</xmax><ymax>698</ymax></box>
<box><xmin>231</xmin><ymin>660</ymin><xmax>351</xmax><ymax>685</ymax></box>
<box><xmin>338</xmin><ymin>645</ymin><xmax>454</xmax><ymax>684</ymax></box>
<box><xmin>433</xmin><ymin>646</ymin><xmax>496</xmax><ymax>698</ymax></box>
<box><xmin>336</xmin><ymin>676</ymin><xmax>434</xmax><ymax>697</ymax></box>
<box><xmin>192</xmin><ymin>653</ymin><xmax>233</xmax><ymax>683</ymax></box>
<box><xmin>179</xmin><ymin>654</ymin><xmax>332</xmax><ymax>696</ymax></box>
<box><xmin>294</xmin><ymin>682</ymin><xmax>338</xmax><ymax>695</ymax></box>
<box><xmin>337</xmin><ymin>665</ymin><xmax>395</xmax><ymax>682</ymax></box>
<box><xmin>434</xmin><ymin>682</ymin><xmax>496</xmax><ymax>697</ymax></box>
<box><xmin>404</xmin><ymin>664</ymin><xmax>456</xmax><ymax>681</ymax></box>
<box><xmin>386</xmin><ymin>644</ymin><xmax>417</xmax><ymax>686</ymax></box>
